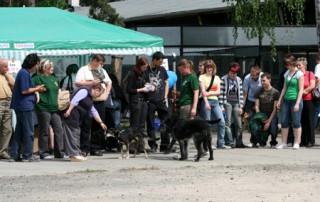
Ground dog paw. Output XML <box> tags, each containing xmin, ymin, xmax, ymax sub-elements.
<box><xmin>208</xmin><ymin>157</ymin><xmax>214</xmax><ymax>160</ymax></box>
<box><xmin>194</xmin><ymin>159</ymin><xmax>200</xmax><ymax>162</ymax></box>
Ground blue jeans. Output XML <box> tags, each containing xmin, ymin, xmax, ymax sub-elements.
<box><xmin>113</xmin><ymin>99</ymin><xmax>122</xmax><ymax>129</ymax></box>
<box><xmin>10</xmin><ymin>110</ymin><xmax>35</xmax><ymax>160</ymax></box>
<box><xmin>224</xmin><ymin>103</ymin><xmax>243</xmax><ymax>145</ymax></box>
<box><xmin>202</xmin><ymin>99</ymin><xmax>226</xmax><ymax>146</ymax></box>
<box><xmin>314</xmin><ymin>102</ymin><xmax>320</xmax><ymax>128</ymax></box>
<box><xmin>281</xmin><ymin>100</ymin><xmax>303</xmax><ymax>128</ymax></box>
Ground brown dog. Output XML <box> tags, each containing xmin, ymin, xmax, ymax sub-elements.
<box><xmin>107</xmin><ymin>128</ymin><xmax>148</xmax><ymax>159</ymax></box>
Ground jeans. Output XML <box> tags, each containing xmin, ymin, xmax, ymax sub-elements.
<box><xmin>113</xmin><ymin>99</ymin><xmax>122</xmax><ymax>129</ymax></box>
<box><xmin>10</xmin><ymin>110</ymin><xmax>34</xmax><ymax>160</ymax></box>
<box><xmin>313</xmin><ymin>101</ymin><xmax>320</xmax><ymax>128</ymax></box>
<box><xmin>281</xmin><ymin>100</ymin><xmax>303</xmax><ymax>128</ymax></box>
<box><xmin>202</xmin><ymin>99</ymin><xmax>226</xmax><ymax>147</ymax></box>
<box><xmin>224</xmin><ymin>102</ymin><xmax>243</xmax><ymax>145</ymax></box>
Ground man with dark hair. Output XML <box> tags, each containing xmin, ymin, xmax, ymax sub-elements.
<box><xmin>243</xmin><ymin>65</ymin><xmax>263</xmax><ymax>147</ymax></box>
<box><xmin>254</xmin><ymin>72</ymin><xmax>280</xmax><ymax>147</ymax></box>
<box><xmin>75</xmin><ymin>54</ymin><xmax>111</xmax><ymax>156</ymax></box>
<box><xmin>0</xmin><ymin>58</ymin><xmax>15</xmax><ymax>159</ymax></box>
<box><xmin>10</xmin><ymin>53</ymin><xmax>46</xmax><ymax>162</ymax></box>
<box><xmin>144</xmin><ymin>51</ymin><xmax>170</xmax><ymax>152</ymax></box>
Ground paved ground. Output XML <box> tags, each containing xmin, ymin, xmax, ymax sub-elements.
<box><xmin>1</xmin><ymin>132</ymin><xmax>320</xmax><ymax>202</ymax></box>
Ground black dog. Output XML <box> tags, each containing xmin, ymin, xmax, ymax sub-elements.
<box><xmin>161</xmin><ymin>116</ymin><xmax>220</xmax><ymax>162</ymax></box>
<box><xmin>107</xmin><ymin>128</ymin><xmax>148</xmax><ymax>159</ymax></box>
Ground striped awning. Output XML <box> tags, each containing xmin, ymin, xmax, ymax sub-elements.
<box><xmin>0</xmin><ymin>47</ymin><xmax>164</xmax><ymax>62</ymax></box>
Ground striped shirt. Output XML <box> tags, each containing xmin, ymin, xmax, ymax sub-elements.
<box><xmin>219</xmin><ymin>74</ymin><xmax>244</xmax><ymax>108</ymax></box>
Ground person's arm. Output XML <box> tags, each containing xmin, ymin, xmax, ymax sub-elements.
<box><xmin>254</xmin><ymin>99</ymin><xmax>260</xmax><ymax>113</ymax></box>
<box><xmin>264</xmin><ymin>99</ymin><xmax>278</xmax><ymax>131</ymax></box>
<box><xmin>191</xmin><ymin>89</ymin><xmax>199</xmax><ymax>117</ymax></box>
<box><xmin>164</xmin><ymin>80</ymin><xmax>169</xmax><ymax>100</ymax></box>
<box><xmin>4</xmin><ymin>73</ymin><xmax>15</xmax><ymax>89</ymax></box>
<box><xmin>75</xmin><ymin>80</ymin><xmax>100</xmax><ymax>88</ymax></box>
<box><xmin>303</xmin><ymin>72</ymin><xmax>315</xmax><ymax>95</ymax></box>
<box><xmin>200</xmin><ymin>80</ymin><xmax>210</xmax><ymax>110</ymax></box>
<box><xmin>294</xmin><ymin>74</ymin><xmax>304</xmax><ymax>112</ymax></box>
<box><xmin>22</xmin><ymin>85</ymin><xmax>46</xmax><ymax>94</ymax></box>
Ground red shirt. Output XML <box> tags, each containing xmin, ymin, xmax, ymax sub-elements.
<box><xmin>303</xmin><ymin>71</ymin><xmax>315</xmax><ymax>101</ymax></box>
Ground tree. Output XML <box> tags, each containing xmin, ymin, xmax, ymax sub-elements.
<box><xmin>87</xmin><ymin>0</ymin><xmax>125</xmax><ymax>27</ymax></box>
<box><xmin>224</xmin><ymin>0</ymin><xmax>305</xmax><ymax>60</ymax></box>
<box><xmin>315</xmin><ymin>0</ymin><xmax>320</xmax><ymax>51</ymax></box>
<box><xmin>35</xmin><ymin>0</ymin><xmax>67</xmax><ymax>9</ymax></box>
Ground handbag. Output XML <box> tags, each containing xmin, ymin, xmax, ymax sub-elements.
<box><xmin>57</xmin><ymin>90</ymin><xmax>70</xmax><ymax>111</ymax></box>
<box><xmin>312</xmin><ymin>88</ymin><xmax>320</xmax><ymax>102</ymax></box>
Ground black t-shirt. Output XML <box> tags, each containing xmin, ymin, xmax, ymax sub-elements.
<box><xmin>143</xmin><ymin>65</ymin><xmax>168</xmax><ymax>102</ymax></box>
<box><xmin>254</xmin><ymin>87</ymin><xmax>280</xmax><ymax>114</ymax></box>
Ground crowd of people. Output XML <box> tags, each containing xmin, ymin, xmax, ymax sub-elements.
<box><xmin>0</xmin><ymin>52</ymin><xmax>319</xmax><ymax>163</ymax></box>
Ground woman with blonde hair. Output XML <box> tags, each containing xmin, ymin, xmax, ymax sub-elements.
<box><xmin>177</xmin><ymin>59</ymin><xmax>199</xmax><ymax>119</ymax></box>
<box><xmin>296</xmin><ymin>57</ymin><xmax>315</xmax><ymax>147</ymax></box>
<box><xmin>199</xmin><ymin>60</ymin><xmax>229</xmax><ymax>149</ymax></box>
<box><xmin>32</xmin><ymin>59</ymin><xmax>65</xmax><ymax>160</ymax></box>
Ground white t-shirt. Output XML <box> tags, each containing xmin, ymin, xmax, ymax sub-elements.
<box><xmin>314</xmin><ymin>64</ymin><xmax>320</xmax><ymax>79</ymax></box>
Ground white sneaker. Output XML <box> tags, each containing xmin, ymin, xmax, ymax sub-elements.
<box><xmin>293</xmin><ymin>144</ymin><xmax>300</xmax><ymax>150</ymax></box>
<box><xmin>276</xmin><ymin>143</ymin><xmax>288</xmax><ymax>149</ymax></box>
<box><xmin>211</xmin><ymin>145</ymin><xmax>217</xmax><ymax>150</ymax></box>
<box><xmin>246</xmin><ymin>143</ymin><xmax>253</xmax><ymax>148</ymax></box>
<box><xmin>42</xmin><ymin>155</ymin><xmax>54</xmax><ymax>160</ymax></box>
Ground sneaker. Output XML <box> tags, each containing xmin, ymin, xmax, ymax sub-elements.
<box><xmin>276</xmin><ymin>143</ymin><xmax>288</xmax><ymax>149</ymax></box>
<box><xmin>217</xmin><ymin>145</ymin><xmax>231</xmax><ymax>149</ymax></box>
<box><xmin>90</xmin><ymin>150</ymin><xmax>103</xmax><ymax>156</ymax></box>
<box><xmin>0</xmin><ymin>152</ymin><xmax>10</xmax><ymax>159</ymax></box>
<box><xmin>211</xmin><ymin>145</ymin><xmax>217</xmax><ymax>150</ymax></box>
<box><xmin>70</xmin><ymin>156</ymin><xmax>87</xmax><ymax>162</ymax></box>
<box><xmin>246</xmin><ymin>143</ymin><xmax>253</xmax><ymax>148</ymax></box>
<box><xmin>293</xmin><ymin>144</ymin><xmax>300</xmax><ymax>150</ymax></box>
<box><xmin>41</xmin><ymin>155</ymin><xmax>54</xmax><ymax>160</ymax></box>
<box><xmin>22</xmin><ymin>156</ymin><xmax>40</xmax><ymax>162</ymax></box>
<box><xmin>173</xmin><ymin>154</ymin><xmax>181</xmax><ymax>160</ymax></box>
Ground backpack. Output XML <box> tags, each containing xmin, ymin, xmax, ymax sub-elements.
<box><xmin>58</xmin><ymin>90</ymin><xmax>70</xmax><ymax>111</ymax></box>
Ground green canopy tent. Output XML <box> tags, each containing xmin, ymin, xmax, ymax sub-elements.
<box><xmin>0</xmin><ymin>7</ymin><xmax>163</xmax><ymax>68</ymax></box>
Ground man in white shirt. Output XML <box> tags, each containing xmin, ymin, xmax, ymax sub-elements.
<box><xmin>75</xmin><ymin>54</ymin><xmax>112</xmax><ymax>156</ymax></box>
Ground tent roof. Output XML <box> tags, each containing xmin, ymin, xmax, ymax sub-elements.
<box><xmin>0</xmin><ymin>7</ymin><xmax>163</xmax><ymax>57</ymax></box>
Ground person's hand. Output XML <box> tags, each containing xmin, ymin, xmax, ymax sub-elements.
<box><xmin>303</xmin><ymin>90</ymin><xmax>308</xmax><ymax>96</ymax></box>
<box><xmin>92</xmin><ymin>79</ymin><xmax>101</xmax><ymax>86</ymax></box>
<box><xmin>37</xmin><ymin>85</ymin><xmax>46</xmax><ymax>92</ymax></box>
<box><xmin>100</xmin><ymin>122</ymin><xmax>107</xmax><ymax>131</ymax></box>
<box><xmin>64</xmin><ymin>111</ymin><xmax>71</xmax><ymax>117</ymax></box>
<box><xmin>276</xmin><ymin>102</ymin><xmax>281</xmax><ymax>111</ymax></box>
<box><xmin>294</xmin><ymin>103</ymin><xmax>299</xmax><ymax>112</ymax></box>
<box><xmin>205</xmin><ymin>103</ymin><xmax>211</xmax><ymax>110</ymax></box>
<box><xmin>191</xmin><ymin>108</ymin><xmax>196</xmax><ymax>117</ymax></box>
<box><xmin>263</xmin><ymin>120</ymin><xmax>270</xmax><ymax>131</ymax></box>
<box><xmin>202</xmin><ymin>91</ymin><xmax>209</xmax><ymax>97</ymax></box>
<box><xmin>238</xmin><ymin>108</ymin><xmax>243</xmax><ymax>116</ymax></box>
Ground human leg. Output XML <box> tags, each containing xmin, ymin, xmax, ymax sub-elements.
<box><xmin>223</xmin><ymin>102</ymin><xmax>233</xmax><ymax>146</ymax></box>
<box><xmin>157</xmin><ymin>102</ymin><xmax>170</xmax><ymax>151</ymax></box>
<box><xmin>232</xmin><ymin>104</ymin><xmax>244</xmax><ymax>146</ymax></box>
<box><xmin>50</xmin><ymin>112</ymin><xmax>65</xmax><ymax>158</ymax></box>
<box><xmin>35</xmin><ymin>109</ymin><xmax>51</xmax><ymax>159</ymax></box>
<box><xmin>209</xmin><ymin>100</ymin><xmax>226</xmax><ymax>147</ymax></box>
<box><xmin>146</xmin><ymin>102</ymin><xmax>157</xmax><ymax>150</ymax></box>
<box><xmin>0</xmin><ymin>101</ymin><xmax>12</xmax><ymax>157</ymax></box>
<box><xmin>20</xmin><ymin>111</ymin><xmax>35</xmax><ymax>160</ymax></box>
<box><xmin>9</xmin><ymin>110</ymin><xmax>23</xmax><ymax>160</ymax></box>
<box><xmin>90</xmin><ymin>101</ymin><xmax>105</xmax><ymax>155</ymax></box>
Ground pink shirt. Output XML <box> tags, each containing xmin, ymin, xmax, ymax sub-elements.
<box><xmin>303</xmin><ymin>71</ymin><xmax>315</xmax><ymax>101</ymax></box>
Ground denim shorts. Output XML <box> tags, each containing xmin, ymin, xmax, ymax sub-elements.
<box><xmin>281</xmin><ymin>99</ymin><xmax>303</xmax><ymax>128</ymax></box>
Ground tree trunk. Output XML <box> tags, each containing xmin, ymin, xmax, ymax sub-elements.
<box><xmin>315</xmin><ymin>0</ymin><xmax>320</xmax><ymax>51</ymax></box>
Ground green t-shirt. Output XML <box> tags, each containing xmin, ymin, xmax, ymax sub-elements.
<box><xmin>32</xmin><ymin>75</ymin><xmax>60</xmax><ymax>112</ymax></box>
<box><xmin>179</xmin><ymin>73</ymin><xmax>199</xmax><ymax>106</ymax></box>
<box><xmin>284</xmin><ymin>70</ymin><xmax>303</xmax><ymax>100</ymax></box>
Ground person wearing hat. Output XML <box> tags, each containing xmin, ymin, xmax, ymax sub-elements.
<box><xmin>219</xmin><ymin>62</ymin><xmax>246</xmax><ymax>148</ymax></box>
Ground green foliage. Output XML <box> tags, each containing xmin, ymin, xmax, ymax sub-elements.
<box><xmin>224</xmin><ymin>0</ymin><xmax>305</xmax><ymax>59</ymax></box>
<box><xmin>36</xmin><ymin>0</ymin><xmax>67</xmax><ymax>9</ymax></box>
<box><xmin>88</xmin><ymin>0</ymin><xmax>125</xmax><ymax>27</ymax></box>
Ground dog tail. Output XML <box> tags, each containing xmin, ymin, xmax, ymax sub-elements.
<box><xmin>206</xmin><ymin>119</ymin><xmax>221</xmax><ymax>124</ymax></box>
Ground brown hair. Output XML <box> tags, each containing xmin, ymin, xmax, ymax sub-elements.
<box><xmin>133</xmin><ymin>57</ymin><xmax>149</xmax><ymax>79</ymax></box>
<box><xmin>203</xmin><ymin>60</ymin><xmax>217</xmax><ymax>75</ymax></box>
<box><xmin>178</xmin><ymin>59</ymin><xmax>195</xmax><ymax>74</ymax></box>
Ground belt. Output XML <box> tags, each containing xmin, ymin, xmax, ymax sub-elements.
<box><xmin>0</xmin><ymin>97</ymin><xmax>10</xmax><ymax>101</ymax></box>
